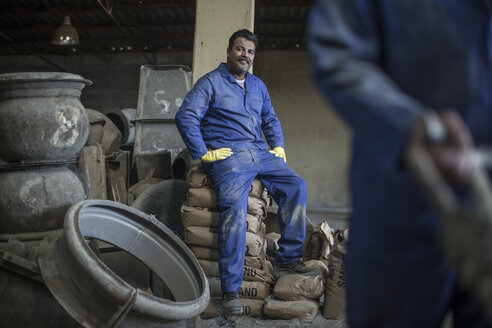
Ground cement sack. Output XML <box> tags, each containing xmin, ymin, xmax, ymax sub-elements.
<box><xmin>263</xmin><ymin>296</ymin><xmax>319</xmax><ymax>320</ymax></box>
<box><xmin>186</xmin><ymin>165</ymin><xmax>265</xmax><ymax>199</ymax></box>
<box><xmin>187</xmin><ymin>187</ymin><xmax>218</xmax><ymax>209</ymax></box>
<box><xmin>305</xmin><ymin>260</ymin><xmax>330</xmax><ymax>281</ymax></box>
<box><xmin>240</xmin><ymin>298</ymin><xmax>265</xmax><ymax>318</ymax></box>
<box><xmin>186</xmin><ymin>167</ymin><xmax>214</xmax><ymax>188</ymax></box>
<box><xmin>186</xmin><ymin>188</ymin><xmax>267</xmax><ymax>217</ymax></box>
<box><xmin>184</xmin><ymin>226</ymin><xmax>218</xmax><ymax>248</ymax></box>
<box><xmin>198</xmin><ymin>259</ymin><xmax>220</xmax><ymax>277</ymax></box>
<box><xmin>200</xmin><ymin>296</ymin><xmax>264</xmax><ymax>318</ymax></box>
<box><xmin>245</xmin><ymin>231</ymin><xmax>265</xmax><ymax>257</ymax></box>
<box><xmin>239</xmin><ymin>281</ymin><xmax>271</xmax><ymax>300</ymax></box>
<box><xmin>184</xmin><ymin>226</ymin><xmax>263</xmax><ymax>256</ymax></box>
<box><xmin>249</xmin><ymin>179</ymin><xmax>265</xmax><ymax>199</ymax></box>
<box><xmin>181</xmin><ymin>205</ymin><xmax>220</xmax><ymax>227</ymax></box>
<box><xmin>265</xmin><ymin>232</ymin><xmax>280</xmax><ymax>262</ymax></box>
<box><xmin>247</xmin><ymin>196</ymin><xmax>268</xmax><ymax>217</ymax></box>
<box><xmin>243</xmin><ymin>266</ymin><xmax>275</xmax><ymax>285</ymax></box>
<box><xmin>260</xmin><ymin>187</ymin><xmax>273</xmax><ymax>208</ymax></box>
<box><xmin>208</xmin><ymin>277</ymin><xmax>271</xmax><ymax>300</ymax></box>
<box><xmin>190</xmin><ymin>246</ymin><xmax>218</xmax><ymax>261</ymax></box>
<box><xmin>273</xmin><ymin>274</ymin><xmax>324</xmax><ymax>301</ymax></box>
<box><xmin>305</xmin><ymin>221</ymin><xmax>335</xmax><ymax>262</ymax></box>
<box><xmin>246</xmin><ymin>214</ymin><xmax>263</xmax><ymax>234</ymax></box>
<box><xmin>181</xmin><ymin>205</ymin><xmax>262</xmax><ymax>233</ymax></box>
<box><xmin>245</xmin><ymin>251</ymin><xmax>267</xmax><ymax>270</ymax></box>
<box><xmin>323</xmin><ymin>238</ymin><xmax>347</xmax><ymax>319</ymax></box>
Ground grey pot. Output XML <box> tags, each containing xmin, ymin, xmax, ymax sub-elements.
<box><xmin>0</xmin><ymin>72</ymin><xmax>91</xmax><ymax>163</ymax></box>
<box><xmin>0</xmin><ymin>165</ymin><xmax>88</xmax><ymax>233</ymax></box>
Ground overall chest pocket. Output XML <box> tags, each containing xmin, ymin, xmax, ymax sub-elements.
<box><xmin>247</xmin><ymin>94</ymin><xmax>263</xmax><ymax>112</ymax></box>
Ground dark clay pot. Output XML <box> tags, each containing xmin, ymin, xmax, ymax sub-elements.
<box><xmin>0</xmin><ymin>72</ymin><xmax>91</xmax><ymax>163</ymax></box>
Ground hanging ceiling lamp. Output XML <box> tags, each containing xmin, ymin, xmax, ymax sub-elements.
<box><xmin>52</xmin><ymin>16</ymin><xmax>79</xmax><ymax>45</ymax></box>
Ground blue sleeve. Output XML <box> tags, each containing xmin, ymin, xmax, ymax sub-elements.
<box><xmin>260</xmin><ymin>82</ymin><xmax>284</xmax><ymax>149</ymax></box>
<box><xmin>175</xmin><ymin>76</ymin><xmax>212</xmax><ymax>160</ymax></box>
<box><xmin>307</xmin><ymin>0</ymin><xmax>425</xmax><ymax>172</ymax></box>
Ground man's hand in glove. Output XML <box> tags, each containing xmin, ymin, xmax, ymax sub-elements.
<box><xmin>201</xmin><ymin>148</ymin><xmax>233</xmax><ymax>162</ymax></box>
<box><xmin>269</xmin><ymin>146</ymin><xmax>287</xmax><ymax>163</ymax></box>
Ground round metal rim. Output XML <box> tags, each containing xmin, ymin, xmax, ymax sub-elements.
<box><xmin>39</xmin><ymin>200</ymin><xmax>209</xmax><ymax>327</ymax></box>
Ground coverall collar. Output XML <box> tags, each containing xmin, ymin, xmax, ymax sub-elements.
<box><xmin>219</xmin><ymin>62</ymin><xmax>249</xmax><ymax>84</ymax></box>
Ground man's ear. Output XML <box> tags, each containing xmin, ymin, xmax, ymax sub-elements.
<box><xmin>226</xmin><ymin>47</ymin><xmax>230</xmax><ymax>56</ymax></box>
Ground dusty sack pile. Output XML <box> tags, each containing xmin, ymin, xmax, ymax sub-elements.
<box><xmin>181</xmin><ymin>165</ymin><xmax>274</xmax><ymax>318</ymax></box>
<box><xmin>304</xmin><ymin>221</ymin><xmax>348</xmax><ymax>319</ymax></box>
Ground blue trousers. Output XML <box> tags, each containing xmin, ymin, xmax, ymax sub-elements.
<box><xmin>202</xmin><ymin>149</ymin><xmax>307</xmax><ymax>292</ymax></box>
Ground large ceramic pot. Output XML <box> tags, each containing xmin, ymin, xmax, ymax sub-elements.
<box><xmin>0</xmin><ymin>72</ymin><xmax>91</xmax><ymax>163</ymax></box>
<box><xmin>0</xmin><ymin>165</ymin><xmax>88</xmax><ymax>233</ymax></box>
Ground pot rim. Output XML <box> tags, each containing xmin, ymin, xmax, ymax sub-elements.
<box><xmin>0</xmin><ymin>72</ymin><xmax>92</xmax><ymax>86</ymax></box>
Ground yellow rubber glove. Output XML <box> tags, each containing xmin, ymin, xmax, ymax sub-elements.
<box><xmin>201</xmin><ymin>148</ymin><xmax>233</xmax><ymax>162</ymax></box>
<box><xmin>269</xmin><ymin>146</ymin><xmax>286</xmax><ymax>163</ymax></box>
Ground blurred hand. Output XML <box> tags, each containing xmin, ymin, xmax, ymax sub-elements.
<box><xmin>201</xmin><ymin>148</ymin><xmax>233</xmax><ymax>162</ymax></box>
<box><xmin>406</xmin><ymin>110</ymin><xmax>476</xmax><ymax>183</ymax></box>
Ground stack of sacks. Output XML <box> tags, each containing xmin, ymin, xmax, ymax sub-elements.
<box><xmin>323</xmin><ymin>229</ymin><xmax>347</xmax><ymax>320</ymax></box>
<box><xmin>263</xmin><ymin>259</ymin><xmax>328</xmax><ymax>320</ymax></box>
<box><xmin>305</xmin><ymin>221</ymin><xmax>348</xmax><ymax>320</ymax></box>
<box><xmin>181</xmin><ymin>165</ymin><xmax>274</xmax><ymax>318</ymax></box>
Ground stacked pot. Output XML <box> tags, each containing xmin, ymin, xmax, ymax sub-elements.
<box><xmin>0</xmin><ymin>72</ymin><xmax>91</xmax><ymax>234</ymax></box>
<box><xmin>181</xmin><ymin>164</ymin><xmax>275</xmax><ymax>318</ymax></box>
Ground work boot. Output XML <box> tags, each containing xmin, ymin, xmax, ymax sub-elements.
<box><xmin>273</xmin><ymin>260</ymin><xmax>320</xmax><ymax>280</ymax></box>
<box><xmin>222</xmin><ymin>291</ymin><xmax>243</xmax><ymax>315</ymax></box>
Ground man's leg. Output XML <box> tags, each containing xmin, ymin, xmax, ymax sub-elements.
<box><xmin>254</xmin><ymin>150</ymin><xmax>317</xmax><ymax>278</ymax></box>
<box><xmin>201</xmin><ymin>151</ymin><xmax>258</xmax><ymax>315</ymax></box>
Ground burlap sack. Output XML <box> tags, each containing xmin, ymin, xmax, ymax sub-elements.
<box><xmin>181</xmin><ymin>205</ymin><xmax>262</xmax><ymax>233</ymax></box>
<box><xmin>181</xmin><ymin>205</ymin><xmax>220</xmax><ymax>227</ymax></box>
<box><xmin>265</xmin><ymin>232</ymin><xmax>280</xmax><ymax>261</ymax></box>
<box><xmin>246</xmin><ymin>214</ymin><xmax>263</xmax><ymax>234</ymax></box>
<box><xmin>187</xmin><ymin>187</ymin><xmax>217</xmax><ymax>208</ymax></box>
<box><xmin>245</xmin><ymin>251</ymin><xmax>267</xmax><ymax>270</ymax></box>
<box><xmin>243</xmin><ymin>266</ymin><xmax>275</xmax><ymax>285</ymax></box>
<box><xmin>186</xmin><ymin>167</ymin><xmax>214</xmax><ymax>188</ymax></box>
<box><xmin>186</xmin><ymin>165</ymin><xmax>264</xmax><ymax>199</ymax></box>
<box><xmin>190</xmin><ymin>246</ymin><xmax>218</xmax><ymax>261</ymax></box>
<box><xmin>263</xmin><ymin>296</ymin><xmax>319</xmax><ymax>320</ymax></box>
<box><xmin>241</xmin><ymin>298</ymin><xmax>265</xmax><ymax>318</ymax></box>
<box><xmin>273</xmin><ymin>274</ymin><xmax>324</xmax><ymax>301</ymax></box>
<box><xmin>208</xmin><ymin>277</ymin><xmax>271</xmax><ymax>300</ymax></box>
<box><xmin>184</xmin><ymin>226</ymin><xmax>263</xmax><ymax>256</ymax></box>
<box><xmin>249</xmin><ymin>179</ymin><xmax>265</xmax><ymax>199</ymax></box>
<box><xmin>247</xmin><ymin>196</ymin><xmax>268</xmax><ymax>217</ymax></box>
<box><xmin>238</xmin><ymin>281</ymin><xmax>271</xmax><ymax>300</ymax></box>
<box><xmin>183</xmin><ymin>226</ymin><xmax>218</xmax><ymax>248</ymax></box>
<box><xmin>186</xmin><ymin>188</ymin><xmax>268</xmax><ymax>218</ymax></box>
<box><xmin>245</xmin><ymin>231</ymin><xmax>265</xmax><ymax>257</ymax></box>
<box><xmin>305</xmin><ymin>260</ymin><xmax>330</xmax><ymax>281</ymax></box>
<box><xmin>323</xmin><ymin>239</ymin><xmax>347</xmax><ymax>319</ymax></box>
<box><xmin>199</xmin><ymin>296</ymin><xmax>264</xmax><ymax>318</ymax></box>
<box><xmin>199</xmin><ymin>259</ymin><xmax>220</xmax><ymax>277</ymax></box>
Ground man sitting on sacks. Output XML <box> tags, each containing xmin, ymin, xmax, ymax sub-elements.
<box><xmin>175</xmin><ymin>29</ymin><xmax>318</xmax><ymax>316</ymax></box>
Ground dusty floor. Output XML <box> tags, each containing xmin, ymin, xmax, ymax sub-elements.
<box><xmin>195</xmin><ymin>313</ymin><xmax>347</xmax><ymax>328</ymax></box>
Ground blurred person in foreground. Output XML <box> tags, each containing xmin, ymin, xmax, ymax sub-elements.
<box><xmin>307</xmin><ymin>1</ymin><xmax>492</xmax><ymax>327</ymax></box>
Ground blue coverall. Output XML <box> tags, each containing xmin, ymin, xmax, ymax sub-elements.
<box><xmin>175</xmin><ymin>63</ymin><xmax>307</xmax><ymax>293</ymax></box>
<box><xmin>308</xmin><ymin>0</ymin><xmax>492</xmax><ymax>327</ymax></box>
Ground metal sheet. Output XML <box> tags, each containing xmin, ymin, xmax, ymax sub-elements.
<box><xmin>133</xmin><ymin>66</ymin><xmax>191</xmax><ymax>180</ymax></box>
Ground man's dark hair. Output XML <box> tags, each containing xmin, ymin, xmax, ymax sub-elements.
<box><xmin>228</xmin><ymin>29</ymin><xmax>259</xmax><ymax>50</ymax></box>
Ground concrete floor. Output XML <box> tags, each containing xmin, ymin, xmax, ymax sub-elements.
<box><xmin>195</xmin><ymin>313</ymin><xmax>347</xmax><ymax>328</ymax></box>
